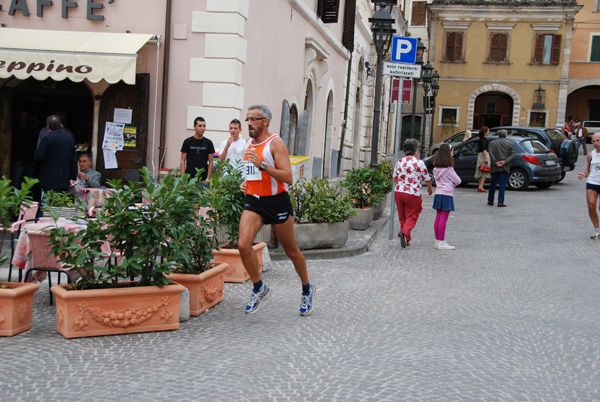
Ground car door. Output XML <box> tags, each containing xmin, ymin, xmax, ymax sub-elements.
<box><xmin>452</xmin><ymin>139</ymin><xmax>480</xmax><ymax>182</ymax></box>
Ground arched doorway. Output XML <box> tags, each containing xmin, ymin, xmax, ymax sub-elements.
<box><xmin>566</xmin><ymin>84</ymin><xmax>600</xmax><ymax>122</ymax></box>
<box><xmin>473</xmin><ymin>92</ymin><xmax>514</xmax><ymax>128</ymax></box>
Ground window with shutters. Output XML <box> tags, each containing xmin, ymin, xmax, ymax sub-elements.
<box><xmin>487</xmin><ymin>33</ymin><xmax>509</xmax><ymax>63</ymax></box>
<box><xmin>533</xmin><ymin>34</ymin><xmax>561</xmax><ymax>65</ymax></box>
<box><xmin>411</xmin><ymin>2</ymin><xmax>427</xmax><ymax>26</ymax></box>
<box><xmin>443</xmin><ymin>31</ymin><xmax>465</xmax><ymax>62</ymax></box>
<box><xmin>317</xmin><ymin>0</ymin><xmax>340</xmax><ymax>24</ymax></box>
<box><xmin>591</xmin><ymin>35</ymin><xmax>600</xmax><ymax>62</ymax></box>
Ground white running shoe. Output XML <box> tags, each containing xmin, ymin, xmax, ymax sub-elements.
<box><xmin>437</xmin><ymin>241</ymin><xmax>456</xmax><ymax>250</ymax></box>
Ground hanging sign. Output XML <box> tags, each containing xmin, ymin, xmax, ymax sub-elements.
<box><xmin>383</xmin><ymin>62</ymin><xmax>421</xmax><ymax>79</ymax></box>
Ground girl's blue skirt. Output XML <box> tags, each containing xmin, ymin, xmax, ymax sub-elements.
<box><xmin>432</xmin><ymin>194</ymin><xmax>455</xmax><ymax>211</ymax></box>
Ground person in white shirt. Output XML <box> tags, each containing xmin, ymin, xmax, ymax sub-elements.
<box><xmin>219</xmin><ymin>119</ymin><xmax>246</xmax><ymax>170</ymax></box>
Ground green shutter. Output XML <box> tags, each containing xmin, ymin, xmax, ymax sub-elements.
<box><xmin>591</xmin><ymin>36</ymin><xmax>600</xmax><ymax>62</ymax></box>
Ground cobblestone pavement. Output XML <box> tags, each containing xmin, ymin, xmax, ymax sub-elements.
<box><xmin>1</xmin><ymin>168</ymin><xmax>599</xmax><ymax>401</ymax></box>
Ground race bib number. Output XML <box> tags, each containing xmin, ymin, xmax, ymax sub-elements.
<box><xmin>244</xmin><ymin>160</ymin><xmax>262</xmax><ymax>181</ymax></box>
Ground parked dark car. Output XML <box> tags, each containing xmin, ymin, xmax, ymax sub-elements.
<box><xmin>429</xmin><ymin>130</ymin><xmax>470</xmax><ymax>155</ymax></box>
<box><xmin>424</xmin><ymin>136</ymin><xmax>562</xmax><ymax>191</ymax></box>
<box><xmin>489</xmin><ymin>126</ymin><xmax>577</xmax><ymax>182</ymax></box>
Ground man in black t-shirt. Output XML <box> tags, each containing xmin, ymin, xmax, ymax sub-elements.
<box><xmin>180</xmin><ymin>117</ymin><xmax>215</xmax><ymax>180</ymax></box>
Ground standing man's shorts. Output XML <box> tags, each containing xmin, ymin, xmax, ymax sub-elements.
<box><xmin>244</xmin><ymin>191</ymin><xmax>294</xmax><ymax>224</ymax></box>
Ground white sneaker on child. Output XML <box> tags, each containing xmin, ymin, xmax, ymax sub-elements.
<box><xmin>437</xmin><ymin>241</ymin><xmax>455</xmax><ymax>250</ymax></box>
<box><xmin>434</xmin><ymin>240</ymin><xmax>441</xmax><ymax>249</ymax></box>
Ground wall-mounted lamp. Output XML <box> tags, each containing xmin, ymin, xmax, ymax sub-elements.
<box><xmin>533</xmin><ymin>84</ymin><xmax>546</xmax><ymax>109</ymax></box>
<box><xmin>365</xmin><ymin>62</ymin><xmax>373</xmax><ymax>78</ymax></box>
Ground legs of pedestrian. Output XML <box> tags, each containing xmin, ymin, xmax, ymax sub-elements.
<box><xmin>434</xmin><ymin>210</ymin><xmax>454</xmax><ymax>249</ymax></box>
<box><xmin>585</xmin><ymin>189</ymin><xmax>600</xmax><ymax>239</ymax></box>
<box><xmin>396</xmin><ymin>192</ymin><xmax>422</xmax><ymax>247</ymax></box>
<box><xmin>487</xmin><ymin>172</ymin><xmax>499</xmax><ymax>205</ymax></box>
<box><xmin>497</xmin><ymin>171</ymin><xmax>509</xmax><ymax>206</ymax></box>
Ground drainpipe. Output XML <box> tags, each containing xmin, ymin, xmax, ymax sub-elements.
<box><xmin>337</xmin><ymin>52</ymin><xmax>353</xmax><ymax>176</ymax></box>
<box><xmin>158</xmin><ymin>0</ymin><xmax>172</xmax><ymax>169</ymax></box>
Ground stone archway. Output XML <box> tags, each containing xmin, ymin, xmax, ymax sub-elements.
<box><xmin>467</xmin><ymin>84</ymin><xmax>520</xmax><ymax>129</ymax></box>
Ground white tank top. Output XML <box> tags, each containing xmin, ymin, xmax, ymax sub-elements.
<box><xmin>588</xmin><ymin>149</ymin><xmax>600</xmax><ymax>186</ymax></box>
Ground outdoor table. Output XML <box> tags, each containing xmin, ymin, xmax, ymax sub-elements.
<box><xmin>11</xmin><ymin>218</ymin><xmax>85</xmax><ymax>283</ymax></box>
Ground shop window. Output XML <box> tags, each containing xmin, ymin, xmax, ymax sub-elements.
<box><xmin>533</xmin><ymin>34</ymin><xmax>561</xmax><ymax>65</ymax></box>
<box><xmin>591</xmin><ymin>35</ymin><xmax>600</xmax><ymax>62</ymax></box>
<box><xmin>317</xmin><ymin>0</ymin><xmax>340</xmax><ymax>23</ymax></box>
<box><xmin>488</xmin><ymin>33</ymin><xmax>509</xmax><ymax>63</ymax></box>
<box><xmin>444</xmin><ymin>31</ymin><xmax>465</xmax><ymax>62</ymax></box>
<box><xmin>411</xmin><ymin>2</ymin><xmax>427</xmax><ymax>26</ymax></box>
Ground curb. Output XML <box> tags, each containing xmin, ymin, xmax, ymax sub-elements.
<box><xmin>269</xmin><ymin>213</ymin><xmax>391</xmax><ymax>261</ymax></box>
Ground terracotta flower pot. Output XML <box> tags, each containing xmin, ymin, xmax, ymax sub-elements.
<box><xmin>50</xmin><ymin>282</ymin><xmax>186</xmax><ymax>339</ymax></box>
<box><xmin>165</xmin><ymin>262</ymin><xmax>228</xmax><ymax>316</ymax></box>
<box><xmin>212</xmin><ymin>242</ymin><xmax>266</xmax><ymax>283</ymax></box>
<box><xmin>0</xmin><ymin>282</ymin><xmax>40</xmax><ymax>337</ymax></box>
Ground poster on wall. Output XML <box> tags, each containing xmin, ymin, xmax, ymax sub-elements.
<box><xmin>114</xmin><ymin>108</ymin><xmax>133</xmax><ymax>124</ymax></box>
<box><xmin>102</xmin><ymin>122</ymin><xmax>125</xmax><ymax>169</ymax></box>
<box><xmin>123</xmin><ymin>127</ymin><xmax>137</xmax><ymax>147</ymax></box>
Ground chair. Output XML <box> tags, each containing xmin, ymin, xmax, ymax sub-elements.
<box><xmin>24</xmin><ymin>231</ymin><xmax>72</xmax><ymax>305</ymax></box>
<box><xmin>6</xmin><ymin>202</ymin><xmax>40</xmax><ymax>282</ymax></box>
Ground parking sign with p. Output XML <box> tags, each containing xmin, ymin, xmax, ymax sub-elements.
<box><xmin>391</xmin><ymin>37</ymin><xmax>418</xmax><ymax>64</ymax></box>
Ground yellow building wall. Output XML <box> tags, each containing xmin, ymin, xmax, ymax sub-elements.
<box><xmin>431</xmin><ymin>17</ymin><xmax>567</xmax><ymax>142</ymax></box>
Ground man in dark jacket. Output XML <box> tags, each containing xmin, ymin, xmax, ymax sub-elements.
<box><xmin>34</xmin><ymin>115</ymin><xmax>78</xmax><ymax>194</ymax></box>
<box><xmin>487</xmin><ymin>129</ymin><xmax>515</xmax><ymax>207</ymax></box>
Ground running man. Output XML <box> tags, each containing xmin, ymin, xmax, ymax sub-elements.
<box><xmin>578</xmin><ymin>132</ymin><xmax>600</xmax><ymax>239</ymax></box>
<box><xmin>239</xmin><ymin>104</ymin><xmax>315</xmax><ymax>316</ymax></box>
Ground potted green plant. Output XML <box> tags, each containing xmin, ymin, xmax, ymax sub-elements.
<box><xmin>375</xmin><ymin>160</ymin><xmax>394</xmax><ymax>215</ymax></box>
<box><xmin>162</xmin><ymin>171</ymin><xmax>229</xmax><ymax>316</ymax></box>
<box><xmin>0</xmin><ymin>176</ymin><xmax>40</xmax><ymax>337</ymax></box>
<box><xmin>48</xmin><ymin>168</ymin><xmax>186</xmax><ymax>338</ymax></box>
<box><xmin>207</xmin><ymin>160</ymin><xmax>266</xmax><ymax>283</ymax></box>
<box><xmin>289</xmin><ymin>176</ymin><xmax>355</xmax><ymax>250</ymax></box>
<box><xmin>42</xmin><ymin>190</ymin><xmax>82</xmax><ymax>219</ymax></box>
<box><xmin>341</xmin><ymin>166</ymin><xmax>388</xmax><ymax>230</ymax></box>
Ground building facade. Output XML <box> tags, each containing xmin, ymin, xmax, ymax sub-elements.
<box><xmin>0</xmin><ymin>0</ymin><xmax>405</xmax><ymax>185</ymax></box>
<box><xmin>427</xmin><ymin>0</ymin><xmax>581</xmax><ymax>144</ymax></box>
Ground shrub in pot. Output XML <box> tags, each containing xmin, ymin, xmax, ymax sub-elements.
<box><xmin>289</xmin><ymin>176</ymin><xmax>355</xmax><ymax>250</ymax></box>
<box><xmin>0</xmin><ymin>176</ymin><xmax>40</xmax><ymax>336</ymax></box>
<box><xmin>163</xmin><ymin>173</ymin><xmax>228</xmax><ymax>316</ymax></box>
<box><xmin>47</xmin><ymin>168</ymin><xmax>186</xmax><ymax>338</ymax></box>
<box><xmin>341</xmin><ymin>166</ymin><xmax>388</xmax><ymax>229</ymax></box>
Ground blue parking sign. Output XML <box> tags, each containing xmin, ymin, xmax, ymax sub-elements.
<box><xmin>391</xmin><ymin>37</ymin><xmax>418</xmax><ymax>64</ymax></box>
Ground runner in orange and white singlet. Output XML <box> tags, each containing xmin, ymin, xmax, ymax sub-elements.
<box><xmin>238</xmin><ymin>104</ymin><xmax>315</xmax><ymax>316</ymax></box>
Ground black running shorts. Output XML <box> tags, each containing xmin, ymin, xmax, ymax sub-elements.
<box><xmin>244</xmin><ymin>191</ymin><xmax>293</xmax><ymax>225</ymax></box>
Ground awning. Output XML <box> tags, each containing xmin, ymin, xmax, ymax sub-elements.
<box><xmin>0</xmin><ymin>28</ymin><xmax>154</xmax><ymax>85</ymax></box>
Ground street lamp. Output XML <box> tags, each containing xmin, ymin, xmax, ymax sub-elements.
<box><xmin>428</xmin><ymin>72</ymin><xmax>440</xmax><ymax>155</ymax></box>
<box><xmin>409</xmin><ymin>39</ymin><xmax>425</xmax><ymax>140</ymax></box>
<box><xmin>369</xmin><ymin>2</ymin><xmax>396</xmax><ymax>168</ymax></box>
<box><xmin>419</xmin><ymin>61</ymin><xmax>433</xmax><ymax>158</ymax></box>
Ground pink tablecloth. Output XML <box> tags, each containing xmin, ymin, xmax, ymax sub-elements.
<box><xmin>11</xmin><ymin>219</ymin><xmax>84</xmax><ymax>282</ymax></box>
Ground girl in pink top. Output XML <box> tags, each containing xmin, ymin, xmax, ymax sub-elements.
<box><xmin>432</xmin><ymin>144</ymin><xmax>461</xmax><ymax>250</ymax></box>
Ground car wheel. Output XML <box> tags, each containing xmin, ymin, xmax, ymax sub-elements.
<box><xmin>534</xmin><ymin>181</ymin><xmax>553</xmax><ymax>189</ymax></box>
<box><xmin>555</xmin><ymin>171</ymin><xmax>566</xmax><ymax>183</ymax></box>
<box><xmin>508</xmin><ymin>168</ymin><xmax>529</xmax><ymax>191</ymax></box>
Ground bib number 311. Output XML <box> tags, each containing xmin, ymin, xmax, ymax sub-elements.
<box><xmin>245</xmin><ymin>160</ymin><xmax>262</xmax><ymax>181</ymax></box>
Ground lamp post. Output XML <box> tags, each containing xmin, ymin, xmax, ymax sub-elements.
<box><xmin>409</xmin><ymin>39</ymin><xmax>425</xmax><ymax>139</ymax></box>
<box><xmin>369</xmin><ymin>2</ymin><xmax>396</xmax><ymax>168</ymax></box>
<box><xmin>428</xmin><ymin>72</ymin><xmax>440</xmax><ymax>155</ymax></box>
<box><xmin>419</xmin><ymin>61</ymin><xmax>433</xmax><ymax>159</ymax></box>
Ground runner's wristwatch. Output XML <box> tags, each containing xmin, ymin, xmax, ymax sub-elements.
<box><xmin>259</xmin><ymin>162</ymin><xmax>267</xmax><ymax>171</ymax></box>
